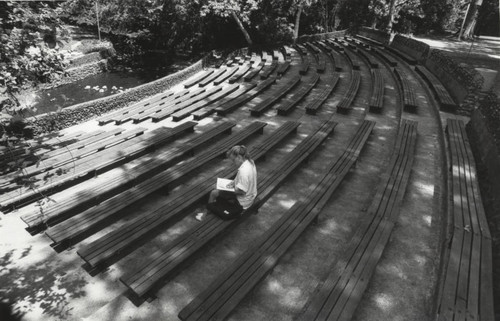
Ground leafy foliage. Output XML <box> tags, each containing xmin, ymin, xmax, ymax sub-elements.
<box><xmin>0</xmin><ymin>1</ymin><xmax>68</xmax><ymax>117</ymax></box>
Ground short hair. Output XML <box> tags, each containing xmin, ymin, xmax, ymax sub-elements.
<box><xmin>226</xmin><ymin>145</ymin><xmax>253</xmax><ymax>163</ymax></box>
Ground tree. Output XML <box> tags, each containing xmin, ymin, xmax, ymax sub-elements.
<box><xmin>0</xmin><ymin>1</ymin><xmax>67</xmax><ymax>122</ymax></box>
<box><xmin>201</xmin><ymin>0</ymin><xmax>261</xmax><ymax>45</ymax></box>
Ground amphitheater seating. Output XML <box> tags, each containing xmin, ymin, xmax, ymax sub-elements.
<box><xmin>0</xmin><ymin>127</ymin><xmax>145</xmax><ymax>188</ymax></box>
<box><xmin>43</xmin><ymin>122</ymin><xmax>264</xmax><ymax>246</ymax></box>
<box><xmin>277</xmin><ymin>73</ymin><xmax>320</xmax><ymax>116</ymax></box>
<box><xmin>250</xmin><ymin>75</ymin><xmax>301</xmax><ymax>116</ymax></box>
<box><xmin>436</xmin><ymin>119</ymin><xmax>494</xmax><ymax>321</ymax></box>
<box><xmin>415</xmin><ymin>66</ymin><xmax>457</xmax><ymax>112</ymax></box>
<box><xmin>183</xmin><ymin>69</ymin><xmax>215</xmax><ymax>88</ymax></box>
<box><xmin>75</xmin><ymin>121</ymin><xmax>295</xmax><ymax>272</ymax></box>
<box><xmin>387</xmin><ymin>45</ymin><xmax>418</xmax><ymax>65</ymax></box>
<box><xmin>243</xmin><ymin>61</ymin><xmax>265</xmax><ymax>81</ymax></box>
<box><xmin>198</xmin><ymin>68</ymin><xmax>228</xmax><ymax>87</ymax></box>
<box><xmin>216</xmin><ymin>76</ymin><xmax>277</xmax><ymax>116</ymax></box>
<box><xmin>298</xmin><ymin>119</ymin><xmax>417</xmax><ymax>321</ymax></box>
<box><xmin>97</xmin><ymin>91</ymin><xmax>175</xmax><ymax>125</ymax></box>
<box><xmin>259</xmin><ymin>60</ymin><xmax>278</xmax><ymax>79</ymax></box>
<box><xmin>151</xmin><ymin>86</ymin><xmax>223</xmax><ymax>122</ymax></box>
<box><xmin>120</xmin><ymin>120</ymin><xmax>336</xmax><ymax>299</ymax></box>
<box><xmin>228</xmin><ymin>63</ymin><xmax>252</xmax><ymax>84</ymax></box>
<box><xmin>171</xmin><ymin>84</ymin><xmax>240</xmax><ymax>121</ymax></box>
<box><xmin>192</xmin><ymin>83</ymin><xmax>257</xmax><ymax>120</ymax></box>
<box><xmin>276</xmin><ymin>61</ymin><xmax>291</xmax><ymax>76</ymax></box>
<box><xmin>10</xmin><ymin>122</ymin><xmax>196</xmax><ymax>221</ymax></box>
<box><xmin>346</xmin><ymin>39</ymin><xmax>379</xmax><ymax>69</ymax></box>
<box><xmin>369</xmin><ymin>68</ymin><xmax>385</xmax><ymax>112</ymax></box>
<box><xmin>337</xmin><ymin>70</ymin><xmax>361</xmax><ymax>114</ymax></box>
<box><xmin>371</xmin><ymin>48</ymin><xmax>398</xmax><ymax>67</ymax></box>
<box><xmin>178</xmin><ymin>120</ymin><xmax>375</xmax><ymax>321</ymax></box>
<box><xmin>306</xmin><ymin>74</ymin><xmax>340</xmax><ymax>115</ymax></box>
<box><xmin>394</xmin><ymin>68</ymin><xmax>418</xmax><ymax>112</ymax></box>
<box><xmin>213</xmin><ymin>66</ymin><xmax>239</xmax><ymax>85</ymax></box>
<box><xmin>124</xmin><ymin>88</ymin><xmax>207</xmax><ymax>124</ymax></box>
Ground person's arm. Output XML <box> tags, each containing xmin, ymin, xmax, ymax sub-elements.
<box><xmin>234</xmin><ymin>186</ymin><xmax>246</xmax><ymax>195</ymax></box>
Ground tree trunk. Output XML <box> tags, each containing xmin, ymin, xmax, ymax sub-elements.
<box><xmin>460</xmin><ymin>1</ymin><xmax>482</xmax><ymax>39</ymax></box>
<box><xmin>386</xmin><ymin>0</ymin><xmax>396</xmax><ymax>32</ymax></box>
<box><xmin>293</xmin><ymin>5</ymin><xmax>303</xmax><ymax>44</ymax></box>
<box><xmin>231</xmin><ymin>11</ymin><xmax>253</xmax><ymax>46</ymax></box>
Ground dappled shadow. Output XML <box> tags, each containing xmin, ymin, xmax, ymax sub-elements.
<box><xmin>0</xmin><ymin>248</ymin><xmax>87</xmax><ymax>319</ymax></box>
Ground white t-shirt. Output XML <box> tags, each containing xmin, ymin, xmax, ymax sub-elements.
<box><xmin>234</xmin><ymin>160</ymin><xmax>257</xmax><ymax>209</ymax></box>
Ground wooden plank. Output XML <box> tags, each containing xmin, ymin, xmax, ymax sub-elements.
<box><xmin>76</xmin><ymin>122</ymin><xmax>275</xmax><ymax>267</ymax></box>
<box><xmin>121</xmin><ymin>121</ymin><xmax>335</xmax><ymax>298</ymax></box>
<box><xmin>184</xmin><ymin>69</ymin><xmax>215</xmax><ymax>88</ymax></box>
<box><xmin>216</xmin><ymin>76</ymin><xmax>277</xmax><ymax>116</ymax></box>
<box><xmin>306</xmin><ymin>74</ymin><xmax>340</xmax><ymax>115</ymax></box>
<box><xmin>250</xmin><ymin>75</ymin><xmax>301</xmax><ymax>116</ymax></box>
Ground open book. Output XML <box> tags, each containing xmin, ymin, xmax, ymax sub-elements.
<box><xmin>216</xmin><ymin>178</ymin><xmax>235</xmax><ymax>192</ymax></box>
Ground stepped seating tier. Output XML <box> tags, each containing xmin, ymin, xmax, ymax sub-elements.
<box><xmin>178</xmin><ymin>120</ymin><xmax>374</xmax><ymax>321</ymax></box>
<box><xmin>298</xmin><ymin>119</ymin><xmax>417</xmax><ymax>321</ymax></box>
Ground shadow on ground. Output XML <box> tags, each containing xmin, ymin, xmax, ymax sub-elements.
<box><xmin>0</xmin><ymin>247</ymin><xmax>87</xmax><ymax>320</ymax></box>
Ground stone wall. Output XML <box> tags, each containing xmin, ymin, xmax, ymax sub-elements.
<box><xmin>69</xmin><ymin>52</ymin><xmax>102</xmax><ymax>68</ymax></box>
<box><xmin>28</xmin><ymin>59</ymin><xmax>204</xmax><ymax>135</ymax></box>
<box><xmin>390</xmin><ymin>34</ymin><xmax>430</xmax><ymax>62</ymax></box>
<box><xmin>358</xmin><ymin>27</ymin><xmax>391</xmax><ymax>45</ymax></box>
<box><xmin>467</xmin><ymin>97</ymin><xmax>500</xmax><ymax>312</ymax></box>
<box><xmin>425</xmin><ymin>49</ymin><xmax>484</xmax><ymax>113</ymax></box>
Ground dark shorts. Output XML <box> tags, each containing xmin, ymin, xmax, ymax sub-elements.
<box><xmin>207</xmin><ymin>190</ymin><xmax>243</xmax><ymax>220</ymax></box>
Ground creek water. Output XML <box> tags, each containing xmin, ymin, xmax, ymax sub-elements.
<box><xmin>29</xmin><ymin>59</ymin><xmax>192</xmax><ymax>116</ymax></box>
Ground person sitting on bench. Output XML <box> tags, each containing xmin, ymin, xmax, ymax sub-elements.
<box><xmin>196</xmin><ymin>145</ymin><xmax>257</xmax><ymax>221</ymax></box>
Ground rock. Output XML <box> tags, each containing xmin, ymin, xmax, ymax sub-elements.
<box><xmin>99</xmin><ymin>89</ymin><xmax>105</xmax><ymax>93</ymax></box>
<box><xmin>85</xmin><ymin>85</ymin><xmax>91</xmax><ymax>89</ymax></box>
<box><xmin>102</xmin><ymin>85</ymin><xmax>107</xmax><ymax>89</ymax></box>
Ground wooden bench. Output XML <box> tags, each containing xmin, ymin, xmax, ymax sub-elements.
<box><xmin>151</xmin><ymin>86</ymin><xmax>223</xmax><ymax>122</ymax></box>
<box><xmin>178</xmin><ymin>120</ymin><xmax>375</xmax><ymax>321</ymax></box>
<box><xmin>123</xmin><ymin>88</ymin><xmax>206</xmax><ymax>124</ymax></box>
<box><xmin>347</xmin><ymin>40</ymin><xmax>379</xmax><ymax>69</ymax></box>
<box><xmin>259</xmin><ymin>60</ymin><xmax>278</xmax><ymax>79</ymax></box>
<box><xmin>213</xmin><ymin>66</ymin><xmax>239</xmax><ymax>85</ymax></box>
<box><xmin>192</xmin><ymin>83</ymin><xmax>257</xmax><ymax>120</ymax></box>
<box><xmin>336</xmin><ymin>70</ymin><xmax>361</xmax><ymax>114</ymax></box>
<box><xmin>44</xmin><ymin>122</ymin><xmax>270</xmax><ymax>246</ymax></box>
<box><xmin>216</xmin><ymin>76</ymin><xmax>277</xmax><ymax>116</ymax></box>
<box><xmin>249</xmin><ymin>75</ymin><xmax>301</xmax><ymax>117</ymax></box>
<box><xmin>394</xmin><ymin>68</ymin><xmax>418</xmax><ymax>112</ymax></box>
<box><xmin>171</xmin><ymin>84</ymin><xmax>240</xmax><ymax>121</ymax></box>
<box><xmin>415</xmin><ymin>66</ymin><xmax>457</xmax><ymax>112</ymax></box>
<box><xmin>1</xmin><ymin>130</ymin><xmax>97</xmax><ymax>170</ymax></box>
<box><xmin>276</xmin><ymin>61</ymin><xmax>291</xmax><ymax>76</ymax></box>
<box><xmin>387</xmin><ymin>45</ymin><xmax>418</xmax><ymax>65</ymax></box>
<box><xmin>75</xmin><ymin>121</ymin><xmax>296</xmax><ymax>272</ymax></box>
<box><xmin>436</xmin><ymin>119</ymin><xmax>494</xmax><ymax>321</ymax></box>
<box><xmin>0</xmin><ymin>126</ymin><xmax>145</xmax><ymax>188</ymax></box>
<box><xmin>306</xmin><ymin>74</ymin><xmax>340</xmax><ymax>115</ymax></box>
<box><xmin>371</xmin><ymin>48</ymin><xmax>398</xmax><ymax>67</ymax></box>
<box><xmin>277</xmin><ymin>73</ymin><xmax>320</xmax><ymax>116</ymax></box>
<box><xmin>119</xmin><ymin>120</ymin><xmax>336</xmax><ymax>299</ymax></box>
<box><xmin>243</xmin><ymin>61</ymin><xmax>265</xmax><ymax>82</ymax></box>
<box><xmin>183</xmin><ymin>69</ymin><xmax>215</xmax><ymax>88</ymax></box>
<box><xmin>298</xmin><ymin>119</ymin><xmax>417</xmax><ymax>321</ymax></box>
<box><xmin>198</xmin><ymin>68</ymin><xmax>227</xmax><ymax>87</ymax></box>
<box><xmin>369</xmin><ymin>68</ymin><xmax>385</xmax><ymax>112</ymax></box>
<box><xmin>97</xmin><ymin>91</ymin><xmax>175</xmax><ymax>125</ymax></box>
<box><xmin>227</xmin><ymin>63</ymin><xmax>252</xmax><ymax>84</ymax></box>
<box><xmin>5</xmin><ymin>123</ymin><xmax>197</xmax><ymax>215</ymax></box>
